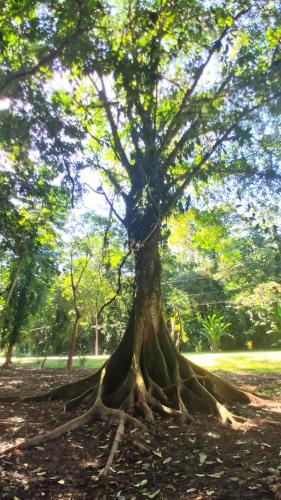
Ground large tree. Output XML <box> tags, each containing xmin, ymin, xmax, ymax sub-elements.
<box><xmin>2</xmin><ymin>0</ymin><xmax>281</xmax><ymax>449</ymax></box>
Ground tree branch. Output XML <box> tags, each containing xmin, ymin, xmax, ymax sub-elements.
<box><xmin>158</xmin><ymin>7</ymin><xmax>251</xmax><ymax>155</ymax></box>
<box><xmin>96</xmin><ymin>249</ymin><xmax>132</xmax><ymax>320</ymax></box>
<box><xmin>93</xmin><ymin>74</ymin><xmax>132</xmax><ymax>174</ymax></box>
<box><xmin>0</xmin><ymin>0</ymin><xmax>88</xmax><ymax>99</ymax></box>
<box><xmin>166</xmin><ymin>88</ymin><xmax>281</xmax><ymax>212</ymax></box>
<box><xmin>84</xmin><ymin>182</ymin><xmax>126</xmax><ymax>225</ymax></box>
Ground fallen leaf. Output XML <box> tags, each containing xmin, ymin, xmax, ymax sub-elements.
<box><xmin>57</xmin><ymin>480</ymin><xmax>65</xmax><ymax>485</ymax></box>
<box><xmin>136</xmin><ymin>479</ymin><xmax>148</xmax><ymax>487</ymax></box>
<box><xmin>163</xmin><ymin>457</ymin><xmax>172</xmax><ymax>464</ymax></box>
<box><xmin>142</xmin><ymin>463</ymin><xmax>151</xmax><ymax>469</ymax></box>
<box><xmin>207</xmin><ymin>432</ymin><xmax>220</xmax><ymax>439</ymax></box>
<box><xmin>208</xmin><ymin>472</ymin><xmax>225</xmax><ymax>478</ymax></box>
<box><xmin>152</xmin><ymin>450</ymin><xmax>162</xmax><ymax>458</ymax></box>
<box><xmin>147</xmin><ymin>489</ymin><xmax>161</xmax><ymax>498</ymax></box>
<box><xmin>199</xmin><ymin>452</ymin><xmax>207</xmax><ymax>465</ymax></box>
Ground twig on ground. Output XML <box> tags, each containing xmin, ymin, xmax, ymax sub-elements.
<box><xmin>102</xmin><ymin>416</ymin><xmax>125</xmax><ymax>476</ymax></box>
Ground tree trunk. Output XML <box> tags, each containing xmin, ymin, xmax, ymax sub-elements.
<box><xmin>170</xmin><ymin>315</ymin><xmax>176</xmax><ymax>344</ymax></box>
<box><xmin>94</xmin><ymin>314</ymin><xmax>99</xmax><ymax>357</ymax></box>
<box><xmin>2</xmin><ymin>343</ymin><xmax>14</xmax><ymax>369</ymax></box>
<box><xmin>67</xmin><ymin>309</ymin><xmax>81</xmax><ymax>370</ymax></box>
<box><xmin>0</xmin><ymin>263</ymin><xmax>19</xmax><ymax>352</ymax></box>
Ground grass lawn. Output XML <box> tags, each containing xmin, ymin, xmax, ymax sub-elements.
<box><xmin>6</xmin><ymin>356</ymin><xmax>107</xmax><ymax>370</ymax></box>
<box><xmin>184</xmin><ymin>350</ymin><xmax>281</xmax><ymax>373</ymax></box>
<box><xmin>1</xmin><ymin>350</ymin><xmax>281</xmax><ymax>373</ymax></box>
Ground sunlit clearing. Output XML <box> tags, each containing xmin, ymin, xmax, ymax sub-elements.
<box><xmin>0</xmin><ymin>98</ymin><xmax>11</xmax><ymax>110</ymax></box>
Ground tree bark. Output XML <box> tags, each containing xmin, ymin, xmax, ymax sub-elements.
<box><xmin>67</xmin><ymin>309</ymin><xmax>81</xmax><ymax>370</ymax></box>
<box><xmin>5</xmin><ymin>265</ymin><xmax>19</xmax><ymax>306</ymax></box>
<box><xmin>95</xmin><ymin>314</ymin><xmax>99</xmax><ymax>356</ymax></box>
<box><xmin>2</xmin><ymin>343</ymin><xmax>14</xmax><ymax>369</ymax></box>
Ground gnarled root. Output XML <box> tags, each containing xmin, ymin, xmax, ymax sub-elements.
<box><xmin>0</xmin><ymin>369</ymin><xmax>144</xmax><ymax>456</ymax></box>
<box><xmin>1</xmin><ymin>320</ymin><xmax>279</xmax><ymax>456</ymax></box>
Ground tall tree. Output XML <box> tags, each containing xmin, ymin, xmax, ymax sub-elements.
<box><xmin>66</xmin><ymin>240</ymin><xmax>92</xmax><ymax>369</ymax></box>
<box><xmin>2</xmin><ymin>0</ymin><xmax>281</xmax><ymax>448</ymax></box>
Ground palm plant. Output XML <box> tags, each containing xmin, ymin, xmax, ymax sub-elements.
<box><xmin>200</xmin><ymin>313</ymin><xmax>232</xmax><ymax>352</ymax></box>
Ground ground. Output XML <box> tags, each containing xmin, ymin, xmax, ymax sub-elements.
<box><xmin>0</xmin><ymin>362</ymin><xmax>281</xmax><ymax>499</ymax></box>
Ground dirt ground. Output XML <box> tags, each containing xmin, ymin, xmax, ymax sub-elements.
<box><xmin>0</xmin><ymin>368</ymin><xmax>281</xmax><ymax>500</ymax></box>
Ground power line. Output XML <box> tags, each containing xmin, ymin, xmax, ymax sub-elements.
<box><xmin>162</xmin><ymin>275</ymin><xmax>280</xmax><ymax>293</ymax></box>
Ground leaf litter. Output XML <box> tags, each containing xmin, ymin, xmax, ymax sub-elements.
<box><xmin>0</xmin><ymin>368</ymin><xmax>281</xmax><ymax>499</ymax></box>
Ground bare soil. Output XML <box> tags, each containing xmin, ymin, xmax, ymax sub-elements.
<box><xmin>0</xmin><ymin>367</ymin><xmax>281</xmax><ymax>500</ymax></box>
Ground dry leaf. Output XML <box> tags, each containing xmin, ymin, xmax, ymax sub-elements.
<box><xmin>147</xmin><ymin>489</ymin><xmax>161</xmax><ymax>498</ymax></box>
<box><xmin>208</xmin><ymin>472</ymin><xmax>225</xmax><ymax>478</ymax></box>
<box><xmin>207</xmin><ymin>432</ymin><xmax>220</xmax><ymax>439</ymax></box>
<box><xmin>136</xmin><ymin>479</ymin><xmax>148</xmax><ymax>487</ymax></box>
<box><xmin>152</xmin><ymin>450</ymin><xmax>162</xmax><ymax>458</ymax></box>
<box><xmin>199</xmin><ymin>452</ymin><xmax>207</xmax><ymax>465</ymax></box>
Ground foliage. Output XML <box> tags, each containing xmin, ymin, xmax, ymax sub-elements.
<box><xmin>235</xmin><ymin>282</ymin><xmax>281</xmax><ymax>348</ymax></box>
<box><xmin>200</xmin><ymin>313</ymin><xmax>232</xmax><ymax>352</ymax></box>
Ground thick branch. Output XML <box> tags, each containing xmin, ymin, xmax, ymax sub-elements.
<box><xmin>95</xmin><ymin>74</ymin><xmax>132</xmax><ymax>174</ymax></box>
<box><xmin>159</xmin><ymin>7</ymin><xmax>250</xmax><ymax>154</ymax></box>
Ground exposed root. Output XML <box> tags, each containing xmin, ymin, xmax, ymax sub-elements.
<box><xmin>258</xmin><ymin>418</ymin><xmax>281</xmax><ymax>427</ymax></box>
<box><xmin>102</xmin><ymin>417</ymin><xmax>125</xmax><ymax>476</ymax></box>
<box><xmin>1</xmin><ymin>323</ymin><xmax>280</xmax><ymax>457</ymax></box>
<box><xmin>177</xmin><ymin>384</ymin><xmax>194</xmax><ymax>424</ymax></box>
<box><xmin>150</xmin><ymin>396</ymin><xmax>181</xmax><ymax>417</ymax></box>
<box><xmin>1</xmin><ymin>405</ymin><xmax>93</xmax><ymax>455</ymax></box>
<box><xmin>0</xmin><ymin>362</ymin><xmax>13</xmax><ymax>370</ymax></box>
<box><xmin>216</xmin><ymin>401</ymin><xmax>238</xmax><ymax>425</ymax></box>
<box><xmin>0</xmin><ymin>398</ymin><xmax>144</xmax><ymax>456</ymax></box>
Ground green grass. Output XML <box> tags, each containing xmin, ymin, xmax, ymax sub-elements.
<box><xmin>1</xmin><ymin>351</ymin><xmax>281</xmax><ymax>374</ymax></box>
<box><xmin>8</xmin><ymin>357</ymin><xmax>107</xmax><ymax>370</ymax></box>
<box><xmin>183</xmin><ymin>351</ymin><xmax>281</xmax><ymax>373</ymax></box>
